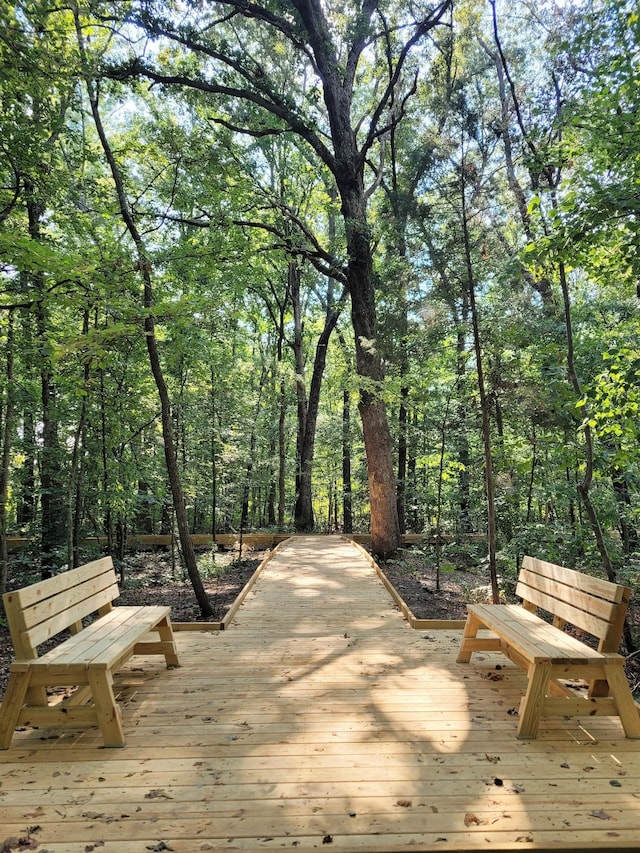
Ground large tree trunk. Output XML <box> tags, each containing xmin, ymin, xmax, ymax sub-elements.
<box><xmin>342</xmin><ymin>189</ymin><xmax>400</xmax><ymax>556</ymax></box>
<box><xmin>287</xmin><ymin>0</ymin><xmax>401</xmax><ymax>555</ymax></box>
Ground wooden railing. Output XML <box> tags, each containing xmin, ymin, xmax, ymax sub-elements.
<box><xmin>5</xmin><ymin>532</ymin><xmax>486</xmax><ymax>552</ymax></box>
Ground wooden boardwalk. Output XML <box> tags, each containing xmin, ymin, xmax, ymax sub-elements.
<box><xmin>1</xmin><ymin>535</ymin><xmax>640</xmax><ymax>851</ymax></box>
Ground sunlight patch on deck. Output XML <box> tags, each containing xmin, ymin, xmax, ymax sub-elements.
<box><xmin>2</xmin><ymin>536</ymin><xmax>640</xmax><ymax>851</ymax></box>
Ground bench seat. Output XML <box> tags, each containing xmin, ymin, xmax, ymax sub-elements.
<box><xmin>457</xmin><ymin>556</ymin><xmax>640</xmax><ymax>739</ymax></box>
<box><xmin>460</xmin><ymin>603</ymin><xmax>607</xmax><ymax>665</ymax></box>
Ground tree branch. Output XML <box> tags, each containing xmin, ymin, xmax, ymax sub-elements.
<box><xmin>106</xmin><ymin>56</ymin><xmax>337</xmax><ymax>173</ymax></box>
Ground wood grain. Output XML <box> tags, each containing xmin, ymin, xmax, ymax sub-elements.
<box><xmin>1</xmin><ymin>535</ymin><xmax>639</xmax><ymax>852</ymax></box>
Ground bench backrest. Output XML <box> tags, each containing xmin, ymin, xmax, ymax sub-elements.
<box><xmin>517</xmin><ymin>555</ymin><xmax>630</xmax><ymax>653</ymax></box>
<box><xmin>2</xmin><ymin>557</ymin><xmax>119</xmax><ymax>660</ymax></box>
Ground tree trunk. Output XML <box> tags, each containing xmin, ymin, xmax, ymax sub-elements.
<box><xmin>99</xmin><ymin>366</ymin><xmax>113</xmax><ymax>554</ymax></box>
<box><xmin>77</xmin><ymin>26</ymin><xmax>212</xmax><ymax>615</ymax></box>
<box><xmin>460</xmin><ymin>147</ymin><xmax>499</xmax><ymax>604</ymax></box>
<box><xmin>340</xmin><ymin>187</ymin><xmax>400</xmax><ymax>556</ymax></box>
<box><xmin>397</xmin><ymin>384</ymin><xmax>409</xmax><ymax>534</ymax></box>
<box><xmin>288</xmin><ymin>0</ymin><xmax>401</xmax><ymax>555</ymax></box>
<box><xmin>435</xmin><ymin>393</ymin><xmax>453</xmax><ymax>593</ymax></box>
<box><xmin>278</xmin><ymin>378</ymin><xmax>287</xmax><ymax>529</ymax></box>
<box><xmin>342</xmin><ymin>389</ymin><xmax>353</xmax><ymax>534</ymax></box>
<box><xmin>291</xmin><ymin>262</ymin><xmax>311</xmax><ymax>530</ymax></box>
<box><xmin>28</xmin><ymin>191</ymin><xmax>66</xmax><ymax>578</ymax></box>
<box><xmin>455</xmin><ymin>307</ymin><xmax>473</xmax><ymax>534</ymax></box>
<box><xmin>210</xmin><ymin>371</ymin><xmax>218</xmax><ymax>541</ymax></box>
<box><xmin>0</xmin><ymin>310</ymin><xmax>15</xmax><ymax>594</ymax></box>
<box><xmin>241</xmin><ymin>368</ymin><xmax>265</xmax><ymax>531</ymax></box>
<box><xmin>267</xmin><ymin>432</ymin><xmax>277</xmax><ymax>528</ymax></box>
<box><xmin>16</xmin><ymin>405</ymin><xmax>35</xmax><ymax>529</ymax></box>
<box><xmin>294</xmin><ymin>305</ymin><xmax>342</xmax><ymax>531</ymax></box>
<box><xmin>67</xmin><ymin>309</ymin><xmax>90</xmax><ymax>568</ymax></box>
<box><xmin>136</xmin><ymin>481</ymin><xmax>154</xmax><ymax>535</ymax></box>
<box><xmin>16</xmin><ymin>309</ymin><xmax>35</xmax><ymax>530</ymax></box>
<box><xmin>407</xmin><ymin>410</ymin><xmax>419</xmax><ymax>532</ymax></box>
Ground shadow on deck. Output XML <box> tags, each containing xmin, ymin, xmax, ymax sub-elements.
<box><xmin>1</xmin><ymin>535</ymin><xmax>639</xmax><ymax>852</ymax></box>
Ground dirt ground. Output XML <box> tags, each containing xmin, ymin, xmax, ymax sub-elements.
<box><xmin>1</xmin><ymin>543</ymin><xmax>639</xmax><ymax>701</ymax></box>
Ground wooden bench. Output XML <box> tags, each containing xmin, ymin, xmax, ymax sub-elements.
<box><xmin>456</xmin><ymin>555</ymin><xmax>640</xmax><ymax>739</ymax></box>
<box><xmin>0</xmin><ymin>556</ymin><xmax>180</xmax><ymax>749</ymax></box>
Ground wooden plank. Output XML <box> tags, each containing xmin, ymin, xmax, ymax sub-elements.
<box><xmin>16</xmin><ymin>705</ymin><xmax>98</xmax><ymax>729</ymax></box>
<box><xmin>2</xmin><ymin>536</ymin><xmax>640</xmax><ymax>852</ymax></box>
<box><xmin>221</xmin><ymin>540</ymin><xmax>285</xmax><ymax>628</ymax></box>
<box><xmin>517</xmin><ymin>568</ymin><xmax>619</xmax><ymax>623</ymax></box>
<box><xmin>411</xmin><ymin>618</ymin><xmax>467</xmax><ymax>629</ymax></box>
<box><xmin>465</xmin><ymin>604</ymin><xmax>606</xmax><ymax>663</ymax></box>
<box><xmin>522</xmin><ymin>555</ymin><xmax>629</xmax><ymax>604</ymax></box>
<box><xmin>2</xmin><ymin>561</ymin><xmax>113</xmax><ymax>658</ymax></box>
<box><xmin>515</xmin><ymin>578</ymin><xmax>615</xmax><ymax>641</ymax></box>
<box><xmin>5</xmin><ymin>532</ymin><xmax>490</xmax><ymax>552</ymax></box>
<box><xmin>5</xmin><ymin>556</ymin><xmax>115</xmax><ymax>610</ymax></box>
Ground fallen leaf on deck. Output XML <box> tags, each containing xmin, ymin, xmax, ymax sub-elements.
<box><xmin>145</xmin><ymin>789</ymin><xmax>173</xmax><ymax>800</ymax></box>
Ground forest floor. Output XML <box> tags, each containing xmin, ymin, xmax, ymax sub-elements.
<box><xmin>1</xmin><ymin>543</ymin><xmax>639</xmax><ymax>701</ymax></box>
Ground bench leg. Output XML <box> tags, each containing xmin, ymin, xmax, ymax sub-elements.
<box><xmin>25</xmin><ymin>684</ymin><xmax>49</xmax><ymax>707</ymax></box>
<box><xmin>604</xmin><ymin>662</ymin><xmax>640</xmax><ymax>738</ymax></box>
<box><xmin>517</xmin><ymin>661</ymin><xmax>552</xmax><ymax>739</ymax></box>
<box><xmin>157</xmin><ymin>616</ymin><xmax>180</xmax><ymax>668</ymax></box>
<box><xmin>0</xmin><ymin>671</ymin><xmax>32</xmax><ymax>749</ymax></box>
<box><xmin>456</xmin><ymin>611</ymin><xmax>483</xmax><ymax>663</ymax></box>
<box><xmin>87</xmin><ymin>668</ymin><xmax>125</xmax><ymax>748</ymax></box>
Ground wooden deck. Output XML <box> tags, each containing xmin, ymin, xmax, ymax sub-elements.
<box><xmin>1</xmin><ymin>535</ymin><xmax>639</xmax><ymax>852</ymax></box>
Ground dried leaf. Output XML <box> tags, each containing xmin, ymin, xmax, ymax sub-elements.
<box><xmin>145</xmin><ymin>789</ymin><xmax>173</xmax><ymax>800</ymax></box>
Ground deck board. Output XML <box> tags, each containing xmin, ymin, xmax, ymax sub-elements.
<box><xmin>1</xmin><ymin>535</ymin><xmax>639</xmax><ymax>852</ymax></box>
